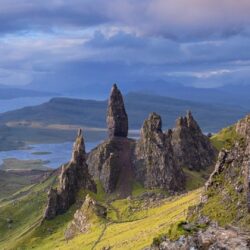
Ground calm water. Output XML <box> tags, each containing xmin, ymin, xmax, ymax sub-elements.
<box><xmin>0</xmin><ymin>141</ymin><xmax>99</xmax><ymax>169</ymax></box>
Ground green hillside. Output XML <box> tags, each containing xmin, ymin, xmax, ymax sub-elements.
<box><xmin>0</xmin><ymin>175</ymin><xmax>201</xmax><ymax>250</ymax></box>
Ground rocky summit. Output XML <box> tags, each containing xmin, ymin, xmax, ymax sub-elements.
<box><xmin>135</xmin><ymin>112</ymin><xmax>185</xmax><ymax>191</ymax></box>
<box><xmin>44</xmin><ymin>129</ymin><xmax>96</xmax><ymax>220</ymax></box>
<box><xmin>171</xmin><ymin>111</ymin><xmax>217</xmax><ymax>171</ymax></box>
<box><xmin>106</xmin><ymin>83</ymin><xmax>128</xmax><ymax>138</ymax></box>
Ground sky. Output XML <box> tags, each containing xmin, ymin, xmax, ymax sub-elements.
<box><xmin>1</xmin><ymin>0</ymin><xmax>250</xmax><ymax>93</ymax></box>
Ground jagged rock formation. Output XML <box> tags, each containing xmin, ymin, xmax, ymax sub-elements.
<box><xmin>171</xmin><ymin>111</ymin><xmax>217</xmax><ymax>171</ymax></box>
<box><xmin>88</xmin><ymin>86</ymin><xmax>217</xmax><ymax>196</ymax></box>
<box><xmin>148</xmin><ymin>225</ymin><xmax>250</xmax><ymax>250</ymax></box>
<box><xmin>88</xmin><ymin>84</ymin><xmax>135</xmax><ymax>196</ymax></box>
<box><xmin>65</xmin><ymin>194</ymin><xmax>107</xmax><ymax>240</ymax></box>
<box><xmin>44</xmin><ymin>129</ymin><xmax>96</xmax><ymax>220</ymax></box>
<box><xmin>146</xmin><ymin>115</ymin><xmax>250</xmax><ymax>250</ymax></box>
<box><xmin>135</xmin><ymin>113</ymin><xmax>185</xmax><ymax>191</ymax></box>
<box><xmin>87</xmin><ymin>137</ymin><xmax>135</xmax><ymax>196</ymax></box>
<box><xmin>107</xmin><ymin>83</ymin><xmax>128</xmax><ymax>138</ymax></box>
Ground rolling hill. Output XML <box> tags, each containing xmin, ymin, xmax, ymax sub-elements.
<box><xmin>0</xmin><ymin>92</ymin><xmax>248</xmax><ymax>132</ymax></box>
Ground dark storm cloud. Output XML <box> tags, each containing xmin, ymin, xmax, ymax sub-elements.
<box><xmin>0</xmin><ymin>0</ymin><xmax>110</xmax><ymax>33</ymax></box>
<box><xmin>1</xmin><ymin>0</ymin><xmax>250</xmax><ymax>40</ymax></box>
<box><xmin>0</xmin><ymin>0</ymin><xmax>250</xmax><ymax>89</ymax></box>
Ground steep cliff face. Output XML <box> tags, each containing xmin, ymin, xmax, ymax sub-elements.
<box><xmin>106</xmin><ymin>84</ymin><xmax>128</xmax><ymax>138</ymax></box>
<box><xmin>189</xmin><ymin>115</ymin><xmax>250</xmax><ymax>230</ymax></box>
<box><xmin>171</xmin><ymin>111</ymin><xmax>217</xmax><ymax>171</ymax></box>
<box><xmin>135</xmin><ymin>113</ymin><xmax>185</xmax><ymax>192</ymax></box>
<box><xmin>44</xmin><ymin>130</ymin><xmax>96</xmax><ymax>220</ymax></box>
<box><xmin>87</xmin><ymin>137</ymin><xmax>135</xmax><ymax>196</ymax></box>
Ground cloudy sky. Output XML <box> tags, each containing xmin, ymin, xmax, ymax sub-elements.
<box><xmin>1</xmin><ymin>0</ymin><xmax>250</xmax><ymax>93</ymax></box>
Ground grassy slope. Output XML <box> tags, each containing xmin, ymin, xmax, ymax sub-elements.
<box><xmin>0</xmin><ymin>179</ymin><xmax>201</xmax><ymax>250</ymax></box>
<box><xmin>210</xmin><ymin>125</ymin><xmax>239</xmax><ymax>151</ymax></box>
<box><xmin>0</xmin><ymin>175</ymin><xmax>56</xmax><ymax>249</ymax></box>
<box><xmin>0</xmin><ymin>169</ymin><xmax>52</xmax><ymax>200</ymax></box>
<box><xmin>183</xmin><ymin>167</ymin><xmax>212</xmax><ymax>191</ymax></box>
<box><xmin>194</xmin><ymin>123</ymin><xmax>250</xmax><ymax>230</ymax></box>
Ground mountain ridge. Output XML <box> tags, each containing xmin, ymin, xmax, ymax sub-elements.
<box><xmin>0</xmin><ymin>92</ymin><xmax>248</xmax><ymax>132</ymax></box>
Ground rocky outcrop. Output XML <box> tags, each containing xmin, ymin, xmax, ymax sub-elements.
<box><xmin>87</xmin><ymin>84</ymin><xmax>135</xmax><ymax>197</ymax></box>
<box><xmin>65</xmin><ymin>194</ymin><xmax>107</xmax><ymax>240</ymax></box>
<box><xmin>148</xmin><ymin>225</ymin><xmax>250</xmax><ymax>250</ymax></box>
<box><xmin>106</xmin><ymin>84</ymin><xmax>128</xmax><ymax>138</ymax></box>
<box><xmin>44</xmin><ymin>129</ymin><xmax>96</xmax><ymax>220</ymax></box>
<box><xmin>171</xmin><ymin>111</ymin><xmax>217</xmax><ymax>171</ymax></box>
<box><xmin>87</xmin><ymin>137</ymin><xmax>135</xmax><ymax>196</ymax></box>
<box><xmin>187</xmin><ymin>115</ymin><xmax>250</xmax><ymax>234</ymax></box>
<box><xmin>204</xmin><ymin>115</ymin><xmax>250</xmax><ymax>214</ymax></box>
<box><xmin>135</xmin><ymin>113</ymin><xmax>185</xmax><ymax>191</ymax></box>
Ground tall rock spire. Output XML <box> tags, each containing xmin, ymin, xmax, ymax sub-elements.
<box><xmin>71</xmin><ymin>129</ymin><xmax>86</xmax><ymax>164</ymax></box>
<box><xmin>44</xmin><ymin>129</ymin><xmax>96</xmax><ymax>220</ymax></box>
<box><xmin>106</xmin><ymin>84</ymin><xmax>128</xmax><ymax>138</ymax></box>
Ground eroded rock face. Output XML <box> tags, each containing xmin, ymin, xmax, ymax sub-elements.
<box><xmin>135</xmin><ymin>113</ymin><xmax>185</xmax><ymax>191</ymax></box>
<box><xmin>107</xmin><ymin>84</ymin><xmax>128</xmax><ymax>138</ymax></box>
<box><xmin>44</xmin><ymin>130</ymin><xmax>96</xmax><ymax>220</ymax></box>
<box><xmin>87</xmin><ymin>137</ymin><xmax>135</xmax><ymax>196</ymax></box>
<box><xmin>188</xmin><ymin>115</ymin><xmax>250</xmax><ymax>234</ymax></box>
<box><xmin>147</xmin><ymin>225</ymin><xmax>250</xmax><ymax>250</ymax></box>
<box><xmin>171</xmin><ymin>111</ymin><xmax>217</xmax><ymax>171</ymax></box>
<box><xmin>65</xmin><ymin>194</ymin><xmax>107</xmax><ymax>240</ymax></box>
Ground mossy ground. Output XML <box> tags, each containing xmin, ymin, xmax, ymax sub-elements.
<box><xmin>206</xmin><ymin>123</ymin><xmax>250</xmax><ymax>229</ymax></box>
<box><xmin>183</xmin><ymin>167</ymin><xmax>213</xmax><ymax>191</ymax></box>
<box><xmin>0</xmin><ymin>177</ymin><xmax>201</xmax><ymax>250</ymax></box>
<box><xmin>210</xmin><ymin>125</ymin><xmax>240</xmax><ymax>150</ymax></box>
<box><xmin>199</xmin><ymin>172</ymin><xmax>250</xmax><ymax>230</ymax></box>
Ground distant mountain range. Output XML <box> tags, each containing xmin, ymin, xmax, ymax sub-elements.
<box><xmin>0</xmin><ymin>92</ymin><xmax>248</xmax><ymax>132</ymax></box>
<box><xmin>0</xmin><ymin>86</ymin><xmax>57</xmax><ymax>100</ymax></box>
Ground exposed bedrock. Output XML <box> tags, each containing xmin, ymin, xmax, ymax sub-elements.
<box><xmin>44</xmin><ymin>129</ymin><xmax>96</xmax><ymax>220</ymax></box>
<box><xmin>171</xmin><ymin>111</ymin><xmax>217</xmax><ymax>171</ymax></box>
<box><xmin>134</xmin><ymin>112</ymin><xmax>185</xmax><ymax>192</ymax></box>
